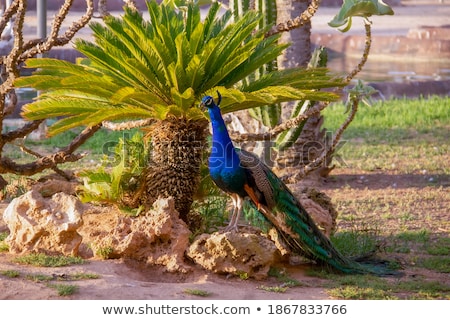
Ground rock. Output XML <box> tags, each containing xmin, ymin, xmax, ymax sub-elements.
<box><xmin>290</xmin><ymin>186</ymin><xmax>338</xmax><ymax>238</ymax></box>
<box><xmin>81</xmin><ymin>197</ymin><xmax>192</xmax><ymax>272</ymax></box>
<box><xmin>187</xmin><ymin>227</ymin><xmax>280</xmax><ymax>280</ymax></box>
<box><xmin>3</xmin><ymin>190</ymin><xmax>84</xmax><ymax>256</ymax></box>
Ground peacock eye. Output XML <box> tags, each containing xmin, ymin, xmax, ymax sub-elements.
<box><xmin>206</xmin><ymin>97</ymin><xmax>212</xmax><ymax>105</ymax></box>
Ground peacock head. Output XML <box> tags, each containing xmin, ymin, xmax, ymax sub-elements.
<box><xmin>200</xmin><ymin>91</ymin><xmax>221</xmax><ymax>110</ymax></box>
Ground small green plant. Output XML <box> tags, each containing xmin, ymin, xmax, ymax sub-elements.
<box><xmin>257</xmin><ymin>285</ymin><xmax>287</xmax><ymax>293</ymax></box>
<box><xmin>183</xmin><ymin>288</ymin><xmax>210</xmax><ymax>297</ymax></box>
<box><xmin>48</xmin><ymin>283</ymin><xmax>78</xmax><ymax>296</ymax></box>
<box><xmin>1</xmin><ymin>270</ymin><xmax>20</xmax><ymax>278</ymax></box>
<box><xmin>13</xmin><ymin>253</ymin><xmax>85</xmax><ymax>267</ymax></box>
<box><xmin>95</xmin><ymin>245</ymin><xmax>114</xmax><ymax>260</ymax></box>
<box><xmin>69</xmin><ymin>272</ymin><xmax>100</xmax><ymax>280</ymax></box>
<box><xmin>235</xmin><ymin>271</ymin><xmax>250</xmax><ymax>280</ymax></box>
<box><xmin>78</xmin><ymin>131</ymin><xmax>149</xmax><ymax>206</ymax></box>
<box><xmin>0</xmin><ymin>242</ymin><xmax>8</xmax><ymax>252</ymax></box>
<box><xmin>25</xmin><ymin>274</ymin><xmax>54</xmax><ymax>282</ymax></box>
<box><xmin>0</xmin><ymin>232</ymin><xmax>8</xmax><ymax>241</ymax></box>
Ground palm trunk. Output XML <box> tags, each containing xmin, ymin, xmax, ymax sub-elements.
<box><xmin>143</xmin><ymin>118</ymin><xmax>208</xmax><ymax>224</ymax></box>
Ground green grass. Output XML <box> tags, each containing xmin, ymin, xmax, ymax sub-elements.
<box><xmin>426</xmin><ymin>238</ymin><xmax>450</xmax><ymax>256</ymax></box>
<box><xmin>258</xmin><ymin>285</ymin><xmax>288</xmax><ymax>293</ymax></box>
<box><xmin>1</xmin><ymin>269</ymin><xmax>20</xmax><ymax>278</ymax></box>
<box><xmin>322</xmin><ymin>96</ymin><xmax>449</xmax><ymax>173</ymax></box>
<box><xmin>0</xmin><ymin>232</ymin><xmax>8</xmax><ymax>241</ymax></box>
<box><xmin>0</xmin><ymin>232</ymin><xmax>8</xmax><ymax>252</ymax></box>
<box><xmin>13</xmin><ymin>253</ymin><xmax>85</xmax><ymax>267</ymax></box>
<box><xmin>25</xmin><ymin>273</ymin><xmax>54</xmax><ymax>282</ymax></box>
<box><xmin>307</xmin><ymin>272</ymin><xmax>450</xmax><ymax>299</ymax></box>
<box><xmin>47</xmin><ymin>283</ymin><xmax>78</xmax><ymax>296</ymax></box>
<box><xmin>331</xmin><ymin>229</ymin><xmax>379</xmax><ymax>257</ymax></box>
<box><xmin>183</xmin><ymin>288</ymin><xmax>211</xmax><ymax>297</ymax></box>
<box><xmin>396</xmin><ymin>229</ymin><xmax>430</xmax><ymax>243</ymax></box>
<box><xmin>420</xmin><ymin>257</ymin><xmax>450</xmax><ymax>273</ymax></box>
<box><xmin>323</xmin><ymin>96</ymin><xmax>450</xmax><ymax>142</ymax></box>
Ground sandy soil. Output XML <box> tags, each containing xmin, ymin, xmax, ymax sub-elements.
<box><xmin>1</xmin><ymin>166</ymin><xmax>448</xmax><ymax>300</ymax></box>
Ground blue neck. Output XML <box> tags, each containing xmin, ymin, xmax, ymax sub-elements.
<box><xmin>208</xmin><ymin>105</ymin><xmax>231</xmax><ymax>145</ymax></box>
<box><xmin>207</xmin><ymin>105</ymin><xmax>241</xmax><ymax>168</ymax></box>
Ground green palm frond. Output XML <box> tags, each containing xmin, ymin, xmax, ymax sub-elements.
<box><xmin>15</xmin><ymin>1</ymin><xmax>343</xmax><ymax>136</ymax></box>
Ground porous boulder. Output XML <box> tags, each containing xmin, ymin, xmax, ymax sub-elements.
<box><xmin>3</xmin><ymin>190</ymin><xmax>84</xmax><ymax>256</ymax></box>
<box><xmin>187</xmin><ymin>227</ymin><xmax>280</xmax><ymax>280</ymax></box>
<box><xmin>81</xmin><ymin>197</ymin><xmax>192</xmax><ymax>272</ymax></box>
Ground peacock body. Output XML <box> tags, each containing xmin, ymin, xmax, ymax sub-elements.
<box><xmin>202</xmin><ymin>93</ymin><xmax>395</xmax><ymax>275</ymax></box>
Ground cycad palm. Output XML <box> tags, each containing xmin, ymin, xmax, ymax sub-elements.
<box><xmin>15</xmin><ymin>1</ymin><xmax>341</xmax><ymax>223</ymax></box>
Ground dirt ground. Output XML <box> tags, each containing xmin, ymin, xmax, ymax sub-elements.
<box><xmin>0</xmin><ymin>166</ymin><xmax>448</xmax><ymax>300</ymax></box>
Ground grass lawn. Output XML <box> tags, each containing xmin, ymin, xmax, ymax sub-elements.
<box><xmin>318</xmin><ymin>95</ymin><xmax>449</xmax><ymax>299</ymax></box>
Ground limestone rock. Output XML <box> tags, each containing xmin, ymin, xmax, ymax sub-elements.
<box><xmin>187</xmin><ymin>227</ymin><xmax>280</xmax><ymax>279</ymax></box>
<box><xmin>81</xmin><ymin>197</ymin><xmax>191</xmax><ymax>272</ymax></box>
<box><xmin>3</xmin><ymin>190</ymin><xmax>84</xmax><ymax>256</ymax></box>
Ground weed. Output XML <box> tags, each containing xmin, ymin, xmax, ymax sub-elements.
<box><xmin>95</xmin><ymin>246</ymin><xmax>114</xmax><ymax>260</ymax></box>
<box><xmin>25</xmin><ymin>274</ymin><xmax>54</xmax><ymax>282</ymax></box>
<box><xmin>0</xmin><ymin>242</ymin><xmax>8</xmax><ymax>252</ymax></box>
<box><xmin>1</xmin><ymin>269</ymin><xmax>20</xmax><ymax>278</ymax></box>
<box><xmin>69</xmin><ymin>272</ymin><xmax>100</xmax><ymax>280</ymax></box>
<box><xmin>13</xmin><ymin>253</ymin><xmax>85</xmax><ymax>267</ymax></box>
<box><xmin>183</xmin><ymin>289</ymin><xmax>210</xmax><ymax>297</ymax></box>
<box><xmin>0</xmin><ymin>232</ymin><xmax>8</xmax><ymax>241</ymax></box>
<box><xmin>235</xmin><ymin>271</ymin><xmax>249</xmax><ymax>280</ymax></box>
<box><xmin>48</xmin><ymin>283</ymin><xmax>78</xmax><ymax>296</ymax></box>
<box><xmin>258</xmin><ymin>285</ymin><xmax>287</xmax><ymax>293</ymax></box>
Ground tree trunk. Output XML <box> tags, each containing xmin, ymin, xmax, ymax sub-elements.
<box><xmin>276</xmin><ymin>0</ymin><xmax>312</xmax><ymax>69</ymax></box>
<box><xmin>142</xmin><ymin>118</ymin><xmax>208</xmax><ymax>225</ymax></box>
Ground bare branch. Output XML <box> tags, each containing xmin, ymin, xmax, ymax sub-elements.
<box><xmin>0</xmin><ymin>124</ymin><xmax>101</xmax><ymax>175</ymax></box>
<box><xmin>5</xmin><ymin>0</ymin><xmax>25</xmax><ymax>74</ymax></box>
<box><xmin>344</xmin><ymin>20</ymin><xmax>372</xmax><ymax>84</ymax></box>
<box><xmin>21</xmin><ymin>0</ymin><xmax>95</xmax><ymax>60</ymax></box>
<box><xmin>284</xmin><ymin>98</ymin><xmax>358</xmax><ymax>182</ymax></box>
<box><xmin>0</xmin><ymin>0</ymin><xmax>18</xmax><ymax>43</ymax></box>
<box><xmin>1</xmin><ymin>120</ymin><xmax>43</xmax><ymax>143</ymax></box>
<box><xmin>265</xmin><ymin>0</ymin><xmax>321</xmax><ymax>38</ymax></box>
<box><xmin>229</xmin><ymin>102</ymin><xmax>329</xmax><ymax>142</ymax></box>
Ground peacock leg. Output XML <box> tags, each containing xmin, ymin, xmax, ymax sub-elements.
<box><xmin>225</xmin><ymin>194</ymin><xmax>242</xmax><ymax>232</ymax></box>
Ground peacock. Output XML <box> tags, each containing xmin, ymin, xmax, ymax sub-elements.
<box><xmin>201</xmin><ymin>92</ymin><xmax>396</xmax><ymax>275</ymax></box>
